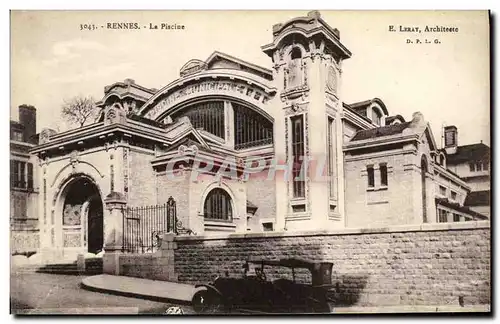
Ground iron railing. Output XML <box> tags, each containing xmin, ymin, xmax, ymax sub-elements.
<box><xmin>122</xmin><ymin>196</ymin><xmax>177</xmax><ymax>253</ymax></box>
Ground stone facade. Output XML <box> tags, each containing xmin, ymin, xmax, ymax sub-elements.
<box><xmin>345</xmin><ymin>148</ymin><xmax>415</xmax><ymax>227</ymax></box>
<box><xmin>22</xmin><ymin>11</ymin><xmax>489</xmax><ymax>264</ymax></box>
<box><xmin>10</xmin><ymin>105</ymin><xmax>39</xmax><ymax>254</ymax></box>
<box><xmin>127</xmin><ymin>148</ymin><xmax>157</xmax><ymax>206</ymax></box>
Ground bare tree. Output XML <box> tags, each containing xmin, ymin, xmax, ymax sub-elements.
<box><xmin>61</xmin><ymin>95</ymin><xmax>102</xmax><ymax>128</ymax></box>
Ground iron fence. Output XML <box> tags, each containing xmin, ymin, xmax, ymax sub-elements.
<box><xmin>122</xmin><ymin>196</ymin><xmax>177</xmax><ymax>253</ymax></box>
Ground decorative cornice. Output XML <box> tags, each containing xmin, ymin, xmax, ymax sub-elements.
<box><xmin>343</xmin><ymin>134</ymin><xmax>420</xmax><ymax>152</ymax></box>
<box><xmin>138</xmin><ymin>70</ymin><xmax>277</xmax><ymax>117</ymax></box>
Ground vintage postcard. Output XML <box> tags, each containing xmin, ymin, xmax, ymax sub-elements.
<box><xmin>10</xmin><ymin>10</ymin><xmax>491</xmax><ymax>315</ymax></box>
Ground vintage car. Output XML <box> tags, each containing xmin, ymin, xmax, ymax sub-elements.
<box><xmin>191</xmin><ymin>258</ymin><xmax>336</xmax><ymax>314</ymax></box>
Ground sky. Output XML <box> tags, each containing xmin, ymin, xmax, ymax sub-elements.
<box><xmin>10</xmin><ymin>10</ymin><xmax>490</xmax><ymax>146</ymax></box>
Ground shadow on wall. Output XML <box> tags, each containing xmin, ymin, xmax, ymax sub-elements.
<box><xmin>329</xmin><ymin>274</ymin><xmax>369</xmax><ymax>307</ymax></box>
<box><xmin>175</xmin><ymin>238</ymin><xmax>369</xmax><ymax>308</ymax></box>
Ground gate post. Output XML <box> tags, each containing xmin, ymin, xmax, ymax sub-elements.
<box><xmin>102</xmin><ymin>192</ymin><xmax>126</xmax><ymax>275</ymax></box>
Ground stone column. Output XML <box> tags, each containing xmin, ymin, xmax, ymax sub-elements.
<box><xmin>102</xmin><ymin>192</ymin><xmax>126</xmax><ymax>275</ymax></box>
<box><xmin>152</xmin><ymin>233</ymin><xmax>178</xmax><ymax>281</ymax></box>
<box><xmin>225</xmin><ymin>101</ymin><xmax>235</xmax><ymax>148</ymax></box>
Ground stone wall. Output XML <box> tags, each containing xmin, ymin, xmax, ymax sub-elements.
<box><xmin>246</xmin><ymin>177</ymin><xmax>276</xmax><ymax>231</ymax></box>
<box><xmin>156</xmin><ymin>172</ymin><xmax>191</xmax><ymax>229</ymax></box>
<box><xmin>128</xmin><ymin>149</ymin><xmax>156</xmax><ymax>206</ymax></box>
<box><xmin>173</xmin><ymin>222</ymin><xmax>490</xmax><ymax>307</ymax></box>
<box><xmin>345</xmin><ymin>150</ymin><xmax>418</xmax><ymax>227</ymax></box>
<box><xmin>104</xmin><ymin>233</ymin><xmax>177</xmax><ymax>281</ymax></box>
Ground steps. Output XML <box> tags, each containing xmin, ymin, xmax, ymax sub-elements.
<box><xmin>33</xmin><ymin>258</ymin><xmax>103</xmax><ymax>275</ymax></box>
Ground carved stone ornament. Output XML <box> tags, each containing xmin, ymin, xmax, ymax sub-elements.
<box><xmin>327</xmin><ymin>66</ymin><xmax>337</xmax><ymax>93</ymax></box>
<box><xmin>190</xmin><ymin>145</ymin><xmax>199</xmax><ymax>155</ymax></box>
<box><xmin>178</xmin><ymin>145</ymin><xmax>187</xmax><ymax>155</ymax></box>
<box><xmin>106</xmin><ymin>108</ymin><xmax>117</xmax><ymax>121</ymax></box>
<box><xmin>40</xmin><ymin>131</ymin><xmax>50</xmax><ymax>144</ymax></box>
<box><xmin>284</xmin><ymin>103</ymin><xmax>307</xmax><ymax>116</ymax></box>
<box><xmin>39</xmin><ymin>128</ymin><xmax>57</xmax><ymax>144</ymax></box>
<box><xmin>179</xmin><ymin>59</ymin><xmax>208</xmax><ymax>77</ymax></box>
<box><xmin>70</xmin><ymin>150</ymin><xmax>79</xmax><ymax>172</ymax></box>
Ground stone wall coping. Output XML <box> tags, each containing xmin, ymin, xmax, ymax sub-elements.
<box><xmin>174</xmin><ymin>221</ymin><xmax>490</xmax><ymax>242</ymax></box>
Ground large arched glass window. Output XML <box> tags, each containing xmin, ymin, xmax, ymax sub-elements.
<box><xmin>233</xmin><ymin>103</ymin><xmax>273</xmax><ymax>150</ymax></box>
<box><xmin>171</xmin><ymin>101</ymin><xmax>225</xmax><ymax>139</ymax></box>
<box><xmin>204</xmin><ymin>188</ymin><xmax>233</xmax><ymax>221</ymax></box>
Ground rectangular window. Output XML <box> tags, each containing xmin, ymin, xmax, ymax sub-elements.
<box><xmin>380</xmin><ymin>164</ymin><xmax>388</xmax><ymax>187</ymax></box>
<box><xmin>367</xmin><ymin>166</ymin><xmax>375</xmax><ymax>188</ymax></box>
<box><xmin>10</xmin><ymin>160</ymin><xmax>15</xmax><ymax>187</ymax></box>
<box><xmin>27</xmin><ymin>163</ymin><xmax>33</xmax><ymax>190</ymax></box>
<box><xmin>13</xmin><ymin>131</ymin><xmax>23</xmax><ymax>142</ymax></box>
<box><xmin>291</xmin><ymin>115</ymin><xmax>305</xmax><ymax>198</ymax></box>
<box><xmin>439</xmin><ymin>185</ymin><xmax>447</xmax><ymax>196</ymax></box>
<box><xmin>475</xmin><ymin>162</ymin><xmax>483</xmax><ymax>171</ymax></box>
<box><xmin>438</xmin><ymin>209</ymin><xmax>448</xmax><ymax>223</ymax></box>
<box><xmin>327</xmin><ymin>117</ymin><xmax>335</xmax><ymax>198</ymax></box>
<box><xmin>453</xmin><ymin>214</ymin><xmax>461</xmax><ymax>222</ymax></box>
<box><xmin>262</xmin><ymin>222</ymin><xmax>274</xmax><ymax>232</ymax></box>
<box><xmin>469</xmin><ymin>163</ymin><xmax>475</xmax><ymax>172</ymax></box>
<box><xmin>445</xmin><ymin>131</ymin><xmax>456</xmax><ymax>147</ymax></box>
<box><xmin>19</xmin><ymin>162</ymin><xmax>26</xmax><ymax>188</ymax></box>
<box><xmin>451</xmin><ymin>191</ymin><xmax>457</xmax><ymax>201</ymax></box>
<box><xmin>13</xmin><ymin>161</ymin><xmax>20</xmax><ymax>188</ymax></box>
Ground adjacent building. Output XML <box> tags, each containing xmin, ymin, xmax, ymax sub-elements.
<box><xmin>12</xmin><ymin>11</ymin><xmax>489</xmax><ymax>262</ymax></box>
<box><xmin>10</xmin><ymin>105</ymin><xmax>39</xmax><ymax>255</ymax></box>
<box><xmin>441</xmin><ymin>126</ymin><xmax>491</xmax><ymax>218</ymax></box>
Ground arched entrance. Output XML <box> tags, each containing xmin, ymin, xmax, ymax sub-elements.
<box><xmin>421</xmin><ymin>156</ymin><xmax>428</xmax><ymax>223</ymax></box>
<box><xmin>61</xmin><ymin>177</ymin><xmax>103</xmax><ymax>254</ymax></box>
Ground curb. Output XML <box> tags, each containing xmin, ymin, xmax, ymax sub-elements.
<box><xmin>80</xmin><ymin>278</ymin><xmax>192</xmax><ymax>306</ymax></box>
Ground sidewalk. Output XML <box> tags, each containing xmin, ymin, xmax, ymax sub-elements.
<box><xmin>81</xmin><ymin>274</ymin><xmax>196</xmax><ymax>304</ymax></box>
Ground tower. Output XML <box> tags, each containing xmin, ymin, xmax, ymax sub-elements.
<box><xmin>262</xmin><ymin>11</ymin><xmax>352</xmax><ymax>231</ymax></box>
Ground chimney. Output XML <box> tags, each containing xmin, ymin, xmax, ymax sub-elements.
<box><xmin>18</xmin><ymin>105</ymin><xmax>36</xmax><ymax>143</ymax></box>
<box><xmin>444</xmin><ymin>125</ymin><xmax>458</xmax><ymax>155</ymax></box>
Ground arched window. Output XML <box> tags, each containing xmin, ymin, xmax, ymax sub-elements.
<box><xmin>439</xmin><ymin>154</ymin><xmax>445</xmax><ymax>166</ymax></box>
<box><xmin>171</xmin><ymin>101</ymin><xmax>225</xmax><ymax>139</ymax></box>
<box><xmin>204</xmin><ymin>188</ymin><xmax>233</xmax><ymax>221</ymax></box>
<box><xmin>233</xmin><ymin>103</ymin><xmax>273</xmax><ymax>150</ymax></box>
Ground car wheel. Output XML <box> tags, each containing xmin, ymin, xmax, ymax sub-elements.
<box><xmin>192</xmin><ymin>290</ymin><xmax>224</xmax><ymax>314</ymax></box>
